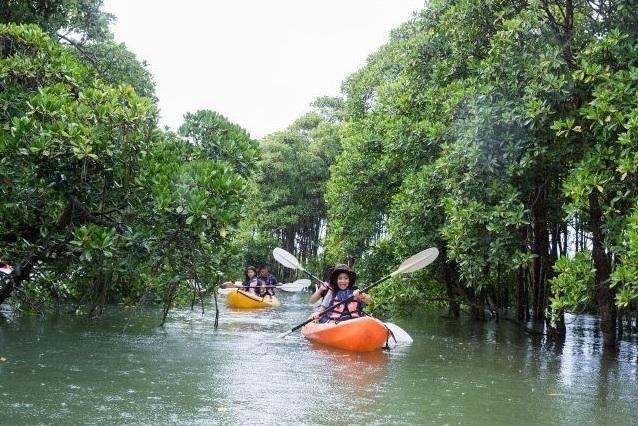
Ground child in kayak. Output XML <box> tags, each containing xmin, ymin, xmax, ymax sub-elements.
<box><xmin>310</xmin><ymin>264</ymin><xmax>372</xmax><ymax>323</ymax></box>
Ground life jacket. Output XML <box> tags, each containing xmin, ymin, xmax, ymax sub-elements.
<box><xmin>241</xmin><ymin>277</ymin><xmax>259</xmax><ymax>294</ymax></box>
<box><xmin>257</xmin><ymin>274</ymin><xmax>277</xmax><ymax>297</ymax></box>
<box><xmin>321</xmin><ymin>288</ymin><xmax>363</xmax><ymax>323</ymax></box>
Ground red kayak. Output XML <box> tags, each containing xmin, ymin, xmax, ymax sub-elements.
<box><xmin>301</xmin><ymin>316</ymin><xmax>391</xmax><ymax>352</ymax></box>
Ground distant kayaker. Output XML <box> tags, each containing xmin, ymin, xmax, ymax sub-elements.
<box><xmin>310</xmin><ymin>264</ymin><xmax>372</xmax><ymax>323</ymax></box>
<box><xmin>241</xmin><ymin>266</ymin><xmax>259</xmax><ymax>293</ymax></box>
<box><xmin>222</xmin><ymin>265</ymin><xmax>259</xmax><ymax>293</ymax></box>
<box><xmin>256</xmin><ymin>265</ymin><xmax>278</xmax><ymax>298</ymax></box>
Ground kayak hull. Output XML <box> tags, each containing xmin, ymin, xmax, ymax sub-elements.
<box><xmin>226</xmin><ymin>289</ymin><xmax>280</xmax><ymax>308</ymax></box>
<box><xmin>301</xmin><ymin>316</ymin><xmax>390</xmax><ymax>352</ymax></box>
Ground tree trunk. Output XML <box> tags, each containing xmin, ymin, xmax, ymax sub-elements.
<box><xmin>516</xmin><ymin>225</ymin><xmax>529</xmax><ymax>322</ymax></box>
<box><xmin>588</xmin><ymin>191</ymin><xmax>617</xmax><ymax>348</ymax></box>
<box><xmin>529</xmin><ymin>177</ymin><xmax>553</xmax><ymax>323</ymax></box>
<box><xmin>439</xmin><ymin>246</ymin><xmax>460</xmax><ymax>318</ymax></box>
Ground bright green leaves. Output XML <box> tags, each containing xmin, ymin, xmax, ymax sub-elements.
<box><xmin>0</xmin><ymin>24</ymin><xmax>256</xmax><ymax>317</ymax></box>
<box><xmin>178</xmin><ymin>109</ymin><xmax>259</xmax><ymax>179</ymax></box>
<box><xmin>611</xmin><ymin>209</ymin><xmax>638</xmax><ymax>310</ymax></box>
<box><xmin>549</xmin><ymin>251</ymin><xmax>596</xmax><ymax>324</ymax></box>
<box><xmin>552</xmin><ymin>117</ymin><xmax>582</xmax><ymax>138</ymax></box>
<box><xmin>0</xmin><ymin>0</ymin><xmax>115</xmax><ymax>43</ymax></box>
<box><xmin>71</xmin><ymin>225</ymin><xmax>119</xmax><ymax>262</ymax></box>
<box><xmin>555</xmin><ymin>27</ymin><xmax>638</xmax><ymax>320</ymax></box>
<box><xmin>147</xmin><ymin>148</ymin><xmax>248</xmax><ymax>231</ymax></box>
<box><xmin>323</xmin><ymin>0</ymin><xmax>638</xmax><ymax>328</ymax></box>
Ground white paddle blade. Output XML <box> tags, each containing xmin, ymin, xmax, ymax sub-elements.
<box><xmin>217</xmin><ymin>287</ymin><xmax>234</xmax><ymax>295</ymax></box>
<box><xmin>277</xmin><ymin>282</ymin><xmax>304</xmax><ymax>292</ymax></box>
<box><xmin>384</xmin><ymin>322</ymin><xmax>413</xmax><ymax>343</ymax></box>
<box><xmin>392</xmin><ymin>247</ymin><xmax>439</xmax><ymax>276</ymax></box>
<box><xmin>273</xmin><ymin>248</ymin><xmax>303</xmax><ymax>270</ymax></box>
<box><xmin>293</xmin><ymin>278</ymin><xmax>312</xmax><ymax>289</ymax></box>
<box><xmin>278</xmin><ymin>329</ymin><xmax>294</xmax><ymax>338</ymax></box>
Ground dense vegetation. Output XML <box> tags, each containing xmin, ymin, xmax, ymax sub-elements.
<box><xmin>1</xmin><ymin>0</ymin><xmax>637</xmax><ymax>349</ymax></box>
<box><xmin>0</xmin><ymin>2</ymin><xmax>258</xmax><ymax>324</ymax></box>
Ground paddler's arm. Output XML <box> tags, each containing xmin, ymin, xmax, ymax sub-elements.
<box><xmin>353</xmin><ymin>289</ymin><xmax>372</xmax><ymax>304</ymax></box>
<box><xmin>309</xmin><ymin>281</ymin><xmax>329</xmax><ymax>304</ymax></box>
<box><xmin>311</xmin><ymin>305</ymin><xmax>326</xmax><ymax>322</ymax></box>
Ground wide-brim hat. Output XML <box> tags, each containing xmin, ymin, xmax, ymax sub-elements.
<box><xmin>329</xmin><ymin>264</ymin><xmax>356</xmax><ymax>287</ymax></box>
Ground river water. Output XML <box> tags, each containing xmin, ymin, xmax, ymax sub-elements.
<box><xmin>1</xmin><ymin>290</ymin><xmax>637</xmax><ymax>425</ymax></box>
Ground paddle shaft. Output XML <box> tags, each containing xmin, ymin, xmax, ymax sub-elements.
<box><xmin>218</xmin><ymin>283</ymin><xmax>303</xmax><ymax>295</ymax></box>
<box><xmin>232</xmin><ymin>284</ymin><xmax>296</xmax><ymax>289</ymax></box>
<box><xmin>233</xmin><ymin>278</ymin><xmax>309</xmax><ymax>289</ymax></box>
<box><xmin>296</xmin><ymin>267</ymin><xmax>323</xmax><ymax>284</ymax></box>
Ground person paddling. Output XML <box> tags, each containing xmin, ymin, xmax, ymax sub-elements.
<box><xmin>223</xmin><ymin>266</ymin><xmax>259</xmax><ymax>294</ymax></box>
<box><xmin>310</xmin><ymin>264</ymin><xmax>372</xmax><ymax>323</ymax></box>
<box><xmin>256</xmin><ymin>265</ymin><xmax>278</xmax><ymax>298</ymax></box>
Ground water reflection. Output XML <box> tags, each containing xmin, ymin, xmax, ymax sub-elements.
<box><xmin>311</xmin><ymin>345</ymin><xmax>389</xmax><ymax>388</ymax></box>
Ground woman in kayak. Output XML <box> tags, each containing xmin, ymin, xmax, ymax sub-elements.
<box><xmin>310</xmin><ymin>264</ymin><xmax>372</xmax><ymax>323</ymax></box>
<box><xmin>223</xmin><ymin>266</ymin><xmax>259</xmax><ymax>293</ymax></box>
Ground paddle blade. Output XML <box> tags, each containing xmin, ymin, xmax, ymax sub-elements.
<box><xmin>278</xmin><ymin>329</ymin><xmax>294</xmax><ymax>338</ymax></box>
<box><xmin>384</xmin><ymin>322</ymin><xmax>413</xmax><ymax>343</ymax></box>
<box><xmin>293</xmin><ymin>278</ymin><xmax>312</xmax><ymax>289</ymax></box>
<box><xmin>392</xmin><ymin>247</ymin><xmax>439</xmax><ymax>276</ymax></box>
<box><xmin>273</xmin><ymin>248</ymin><xmax>302</xmax><ymax>270</ymax></box>
<box><xmin>277</xmin><ymin>282</ymin><xmax>304</xmax><ymax>292</ymax></box>
<box><xmin>217</xmin><ymin>287</ymin><xmax>233</xmax><ymax>295</ymax></box>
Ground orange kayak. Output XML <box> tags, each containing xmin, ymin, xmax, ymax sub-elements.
<box><xmin>226</xmin><ymin>289</ymin><xmax>280</xmax><ymax>308</ymax></box>
<box><xmin>301</xmin><ymin>316</ymin><xmax>391</xmax><ymax>352</ymax></box>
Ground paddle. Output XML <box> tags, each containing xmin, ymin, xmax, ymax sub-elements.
<box><xmin>231</xmin><ymin>278</ymin><xmax>310</xmax><ymax>290</ymax></box>
<box><xmin>384</xmin><ymin>322</ymin><xmax>414</xmax><ymax>343</ymax></box>
<box><xmin>281</xmin><ymin>278</ymin><xmax>311</xmax><ymax>290</ymax></box>
<box><xmin>217</xmin><ymin>279</ymin><xmax>309</xmax><ymax>295</ymax></box>
<box><xmin>277</xmin><ymin>247</ymin><xmax>439</xmax><ymax>338</ymax></box>
<box><xmin>273</xmin><ymin>248</ymin><xmax>324</xmax><ymax>283</ymax></box>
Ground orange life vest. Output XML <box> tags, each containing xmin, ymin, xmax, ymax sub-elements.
<box><xmin>322</xmin><ymin>289</ymin><xmax>363</xmax><ymax>323</ymax></box>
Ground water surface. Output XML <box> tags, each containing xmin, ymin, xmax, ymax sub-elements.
<box><xmin>1</xmin><ymin>291</ymin><xmax>636</xmax><ymax>425</ymax></box>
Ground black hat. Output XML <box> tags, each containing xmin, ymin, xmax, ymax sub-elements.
<box><xmin>329</xmin><ymin>264</ymin><xmax>357</xmax><ymax>287</ymax></box>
